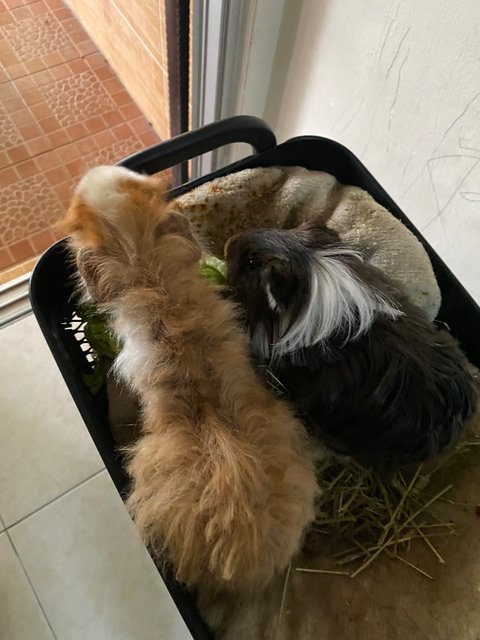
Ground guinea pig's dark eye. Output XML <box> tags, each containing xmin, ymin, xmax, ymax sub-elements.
<box><xmin>246</xmin><ymin>256</ymin><xmax>259</xmax><ymax>270</ymax></box>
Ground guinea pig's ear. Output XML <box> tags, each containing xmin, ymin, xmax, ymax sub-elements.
<box><xmin>263</xmin><ymin>263</ymin><xmax>297</xmax><ymax>313</ymax></box>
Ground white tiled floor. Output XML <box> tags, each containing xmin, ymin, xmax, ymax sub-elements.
<box><xmin>0</xmin><ymin>315</ymin><xmax>104</xmax><ymax>527</ymax></box>
<box><xmin>0</xmin><ymin>532</ymin><xmax>54</xmax><ymax>640</ymax></box>
<box><xmin>0</xmin><ymin>315</ymin><xmax>193</xmax><ymax>640</ymax></box>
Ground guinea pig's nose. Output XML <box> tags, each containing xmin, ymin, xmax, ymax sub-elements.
<box><xmin>224</xmin><ymin>233</ymin><xmax>239</xmax><ymax>258</ymax></box>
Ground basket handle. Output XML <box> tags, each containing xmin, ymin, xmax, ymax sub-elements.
<box><xmin>117</xmin><ymin>115</ymin><xmax>276</xmax><ymax>175</ymax></box>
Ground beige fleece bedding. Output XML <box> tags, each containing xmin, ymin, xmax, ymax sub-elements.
<box><xmin>173</xmin><ymin>166</ymin><xmax>441</xmax><ymax>320</ymax></box>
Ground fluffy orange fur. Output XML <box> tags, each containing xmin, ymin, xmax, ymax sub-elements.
<box><xmin>64</xmin><ymin>166</ymin><xmax>318</xmax><ymax>592</ymax></box>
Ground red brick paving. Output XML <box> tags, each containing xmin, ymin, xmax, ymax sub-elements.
<box><xmin>0</xmin><ymin>0</ymin><xmax>161</xmax><ymax>276</ymax></box>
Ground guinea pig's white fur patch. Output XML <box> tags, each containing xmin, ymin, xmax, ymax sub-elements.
<box><xmin>265</xmin><ymin>282</ymin><xmax>280</xmax><ymax>313</ymax></box>
<box><xmin>271</xmin><ymin>247</ymin><xmax>402</xmax><ymax>358</ymax></box>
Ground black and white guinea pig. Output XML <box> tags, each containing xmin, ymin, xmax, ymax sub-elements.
<box><xmin>225</xmin><ymin>224</ymin><xmax>478</xmax><ymax>471</ymax></box>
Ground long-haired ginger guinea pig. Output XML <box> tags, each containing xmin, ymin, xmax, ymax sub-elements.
<box><xmin>62</xmin><ymin>166</ymin><xmax>318</xmax><ymax>592</ymax></box>
<box><xmin>225</xmin><ymin>224</ymin><xmax>477</xmax><ymax>471</ymax></box>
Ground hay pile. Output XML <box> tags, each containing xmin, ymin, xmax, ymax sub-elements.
<box><xmin>297</xmin><ymin>434</ymin><xmax>480</xmax><ymax>580</ymax></box>
<box><xmin>261</xmin><ymin>363</ymin><xmax>480</xmax><ymax>580</ymax></box>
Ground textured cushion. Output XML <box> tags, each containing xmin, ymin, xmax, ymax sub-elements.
<box><xmin>174</xmin><ymin>166</ymin><xmax>441</xmax><ymax>319</ymax></box>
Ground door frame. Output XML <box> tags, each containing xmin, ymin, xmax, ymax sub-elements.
<box><xmin>190</xmin><ymin>0</ymin><xmax>286</xmax><ymax>178</ymax></box>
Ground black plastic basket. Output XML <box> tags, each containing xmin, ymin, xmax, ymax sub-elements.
<box><xmin>30</xmin><ymin>115</ymin><xmax>480</xmax><ymax>640</ymax></box>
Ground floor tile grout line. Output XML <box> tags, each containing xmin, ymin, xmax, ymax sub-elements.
<box><xmin>3</xmin><ymin>50</ymin><xmax>123</xmax><ymax>130</ymax></box>
<box><xmin>10</xmin><ymin>120</ymin><xmax>146</xmax><ymax>157</ymax></box>
<box><xmin>3</xmin><ymin>51</ymin><xmax>112</xmax><ymax>87</ymax></box>
<box><xmin>0</xmin><ymin>141</ymin><xmax>157</xmax><ymax>209</ymax></box>
<box><xmin>3</xmin><ymin>55</ymin><xmax>87</xmax><ymax>85</ymax></box>
<box><xmin>5</xmin><ymin>527</ymin><xmax>59</xmax><ymax>640</ymax></box>
<box><xmin>1</xmin><ymin>7</ymin><xmax>93</xmax><ymax>76</ymax></box>
<box><xmin>1</xmin><ymin>76</ymin><xmax>154</xmax><ymax>170</ymax></box>
<box><xmin>0</xmin><ymin>115</ymin><xmax>156</xmax><ymax>180</ymax></box>
<box><xmin>2</xmin><ymin>0</ymin><xmax>53</xmax><ymax>7</ymax></box>
<box><xmin>6</xmin><ymin>59</ymin><xmax>106</xmax><ymax>88</ymax></box>
<box><xmin>1</xmin><ymin>123</ymin><xmax>148</xmax><ymax>175</ymax></box>
<box><xmin>5</xmin><ymin>76</ymin><xmax>126</xmax><ymax>151</ymax></box>
<box><xmin>5</xmin><ymin>466</ymin><xmax>105</xmax><ymax>530</ymax></box>
<box><xmin>2</xmin><ymin>49</ymin><xmax>156</xmax><ymax>169</ymax></box>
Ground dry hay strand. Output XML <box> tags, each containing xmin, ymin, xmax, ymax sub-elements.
<box><xmin>297</xmin><ymin>433</ymin><xmax>480</xmax><ymax>580</ymax></box>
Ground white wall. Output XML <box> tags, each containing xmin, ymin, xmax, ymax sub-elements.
<box><xmin>266</xmin><ymin>0</ymin><xmax>480</xmax><ymax>303</ymax></box>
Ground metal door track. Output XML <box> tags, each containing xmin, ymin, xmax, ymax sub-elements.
<box><xmin>0</xmin><ymin>272</ymin><xmax>32</xmax><ymax>328</ymax></box>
